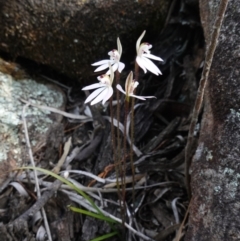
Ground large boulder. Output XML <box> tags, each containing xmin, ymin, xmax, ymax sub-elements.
<box><xmin>0</xmin><ymin>59</ymin><xmax>65</xmax><ymax>184</ymax></box>
<box><xmin>0</xmin><ymin>0</ymin><xmax>169</xmax><ymax>79</ymax></box>
<box><xmin>185</xmin><ymin>0</ymin><xmax>240</xmax><ymax>240</ymax></box>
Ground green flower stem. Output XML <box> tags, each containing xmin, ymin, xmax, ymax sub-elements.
<box><xmin>129</xmin><ymin>61</ymin><xmax>140</xmax><ymax>211</ymax></box>
<box><xmin>115</xmin><ymin>71</ymin><xmax>121</xmax><ymax>190</ymax></box>
<box><xmin>109</xmin><ymin>97</ymin><xmax>116</xmax><ymax>167</ymax></box>
<box><xmin>121</xmin><ymin>98</ymin><xmax>130</xmax><ymax>233</ymax></box>
<box><xmin>130</xmin><ymin>96</ymin><xmax>135</xmax><ymax>210</ymax></box>
<box><xmin>134</xmin><ymin>61</ymin><xmax>139</xmax><ymax>83</ymax></box>
<box><xmin>115</xmin><ymin>71</ymin><xmax>121</xmax><ymax>162</ymax></box>
<box><xmin>114</xmin><ymin>71</ymin><xmax>125</xmax><ymax>227</ymax></box>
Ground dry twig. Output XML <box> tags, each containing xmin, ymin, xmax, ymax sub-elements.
<box><xmin>21</xmin><ymin>103</ymin><xmax>53</xmax><ymax>241</ymax></box>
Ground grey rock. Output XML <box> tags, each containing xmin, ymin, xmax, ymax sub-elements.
<box><xmin>0</xmin><ymin>0</ymin><xmax>169</xmax><ymax>79</ymax></box>
<box><xmin>0</xmin><ymin>70</ymin><xmax>65</xmax><ymax>170</ymax></box>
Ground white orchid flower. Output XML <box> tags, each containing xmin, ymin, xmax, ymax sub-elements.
<box><xmin>116</xmin><ymin>71</ymin><xmax>156</xmax><ymax>102</ymax></box>
<box><xmin>92</xmin><ymin>38</ymin><xmax>125</xmax><ymax>74</ymax></box>
<box><xmin>82</xmin><ymin>65</ymin><xmax>114</xmax><ymax>105</ymax></box>
<box><xmin>136</xmin><ymin>30</ymin><xmax>163</xmax><ymax>75</ymax></box>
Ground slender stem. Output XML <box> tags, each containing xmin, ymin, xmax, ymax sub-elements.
<box><xmin>130</xmin><ymin>97</ymin><xmax>135</xmax><ymax>210</ymax></box>
<box><xmin>109</xmin><ymin>97</ymin><xmax>121</xmax><ymax>223</ymax></box>
<box><xmin>184</xmin><ymin>0</ymin><xmax>229</xmax><ymax>198</ymax></box>
<box><xmin>129</xmin><ymin>62</ymin><xmax>140</xmax><ymax>211</ymax></box>
<box><xmin>135</xmin><ymin>61</ymin><xmax>139</xmax><ymax>83</ymax></box>
<box><xmin>115</xmin><ymin>70</ymin><xmax>121</xmax><ymax>179</ymax></box>
<box><xmin>113</xmin><ymin>71</ymin><xmax>125</xmax><ymax>228</ymax></box>
<box><xmin>122</xmin><ymin>99</ymin><xmax>129</xmax><ymax>231</ymax></box>
<box><xmin>109</xmin><ymin>97</ymin><xmax>116</xmax><ymax>166</ymax></box>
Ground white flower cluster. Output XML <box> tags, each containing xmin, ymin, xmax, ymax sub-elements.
<box><xmin>82</xmin><ymin>31</ymin><xmax>163</xmax><ymax>105</ymax></box>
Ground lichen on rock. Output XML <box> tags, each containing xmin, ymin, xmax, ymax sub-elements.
<box><xmin>0</xmin><ymin>70</ymin><xmax>65</xmax><ymax>165</ymax></box>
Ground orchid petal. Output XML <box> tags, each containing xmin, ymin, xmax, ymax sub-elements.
<box><xmin>118</xmin><ymin>62</ymin><xmax>125</xmax><ymax>73</ymax></box>
<box><xmin>143</xmin><ymin>96</ymin><xmax>156</xmax><ymax>99</ymax></box>
<box><xmin>136</xmin><ymin>56</ymin><xmax>147</xmax><ymax>73</ymax></box>
<box><xmin>133</xmin><ymin>81</ymin><xmax>139</xmax><ymax>89</ymax></box>
<box><xmin>133</xmin><ymin>94</ymin><xmax>156</xmax><ymax>99</ymax></box>
<box><xmin>109</xmin><ymin>63</ymin><xmax>114</xmax><ymax>85</ymax></box>
<box><xmin>141</xmin><ymin>57</ymin><xmax>162</xmax><ymax>75</ymax></box>
<box><xmin>92</xmin><ymin>60</ymin><xmax>111</xmax><ymax>66</ymax></box>
<box><xmin>129</xmin><ymin>94</ymin><xmax>146</xmax><ymax>100</ymax></box>
<box><xmin>117</xmin><ymin>84</ymin><xmax>156</xmax><ymax>100</ymax></box>
<box><xmin>116</xmin><ymin>84</ymin><xmax>127</xmax><ymax>95</ymax></box>
<box><xmin>94</xmin><ymin>63</ymin><xmax>111</xmax><ymax>72</ymax></box>
<box><xmin>125</xmin><ymin>71</ymin><xmax>133</xmax><ymax>94</ymax></box>
<box><xmin>117</xmin><ymin>37</ymin><xmax>122</xmax><ymax>57</ymax></box>
<box><xmin>130</xmin><ymin>94</ymin><xmax>156</xmax><ymax>100</ymax></box>
<box><xmin>91</xmin><ymin>88</ymin><xmax>109</xmax><ymax>105</ymax></box>
<box><xmin>82</xmin><ymin>83</ymin><xmax>104</xmax><ymax>90</ymax></box>
<box><xmin>102</xmin><ymin>87</ymin><xmax>113</xmax><ymax>105</ymax></box>
<box><xmin>112</xmin><ymin>63</ymin><xmax>119</xmax><ymax>72</ymax></box>
<box><xmin>84</xmin><ymin>87</ymin><xmax>106</xmax><ymax>104</ymax></box>
<box><xmin>143</xmin><ymin>53</ymin><xmax>163</xmax><ymax>62</ymax></box>
<box><xmin>136</xmin><ymin>30</ymin><xmax>146</xmax><ymax>53</ymax></box>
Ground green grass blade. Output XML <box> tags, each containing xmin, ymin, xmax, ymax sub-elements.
<box><xmin>89</xmin><ymin>231</ymin><xmax>118</xmax><ymax>241</ymax></box>
<box><xmin>19</xmin><ymin>167</ymin><xmax>103</xmax><ymax>215</ymax></box>
<box><xmin>18</xmin><ymin>166</ymin><xmax>120</xmax><ymax>236</ymax></box>
<box><xmin>69</xmin><ymin>206</ymin><xmax>117</xmax><ymax>223</ymax></box>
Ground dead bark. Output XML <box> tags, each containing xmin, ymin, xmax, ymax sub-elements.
<box><xmin>185</xmin><ymin>0</ymin><xmax>240</xmax><ymax>240</ymax></box>
<box><xmin>0</xmin><ymin>0</ymin><xmax>169</xmax><ymax>79</ymax></box>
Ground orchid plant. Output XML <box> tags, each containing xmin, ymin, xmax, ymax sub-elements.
<box><xmin>136</xmin><ymin>30</ymin><xmax>163</xmax><ymax>75</ymax></box>
<box><xmin>116</xmin><ymin>71</ymin><xmax>156</xmax><ymax>102</ymax></box>
<box><xmin>82</xmin><ymin>30</ymin><xmax>163</xmax><ymax>231</ymax></box>
<box><xmin>91</xmin><ymin>38</ymin><xmax>125</xmax><ymax>75</ymax></box>
<box><xmin>82</xmin><ymin>30</ymin><xmax>162</xmax><ymax>104</ymax></box>
<box><xmin>82</xmin><ymin>71</ymin><xmax>114</xmax><ymax>105</ymax></box>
